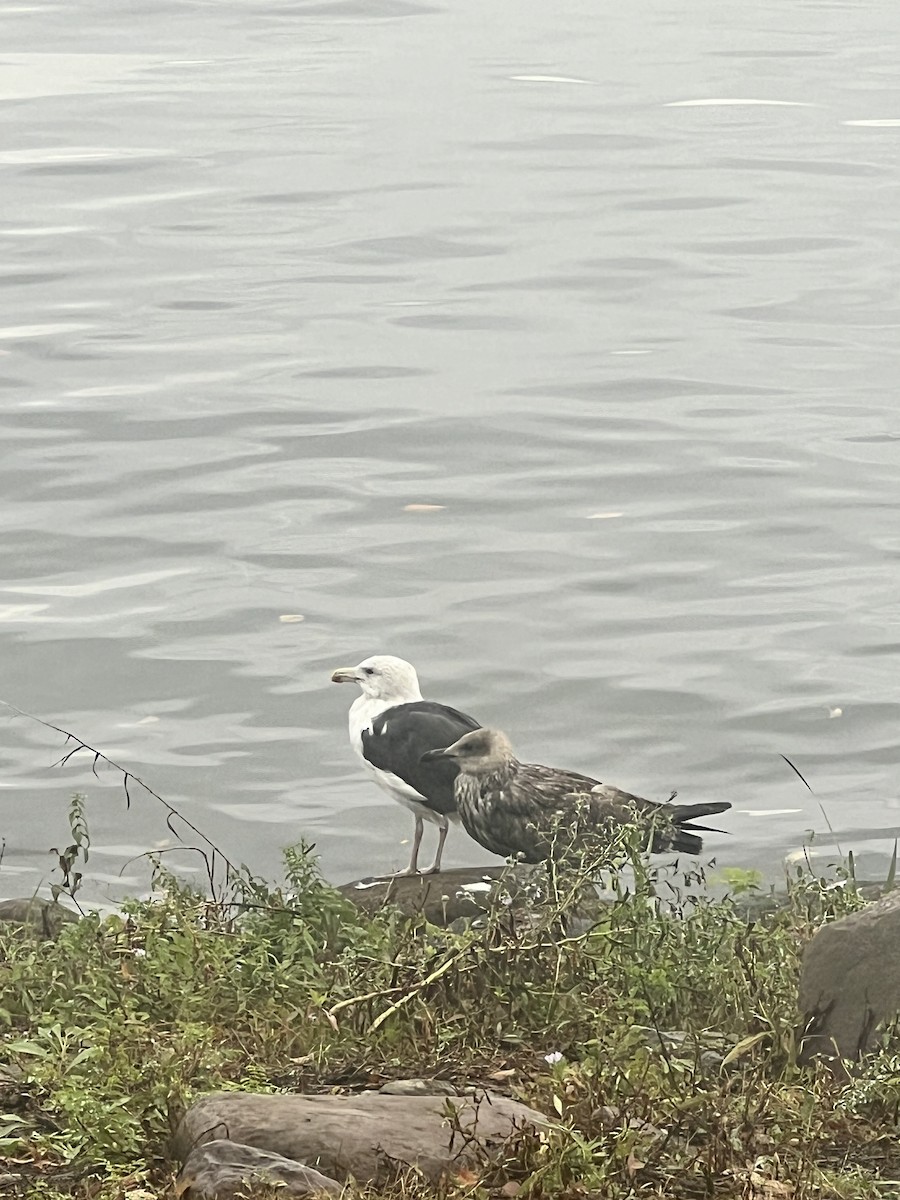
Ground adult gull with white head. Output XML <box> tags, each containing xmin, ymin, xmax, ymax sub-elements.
<box><xmin>331</xmin><ymin>655</ymin><xmax>481</xmax><ymax>875</ymax></box>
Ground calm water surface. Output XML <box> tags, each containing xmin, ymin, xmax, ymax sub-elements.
<box><xmin>2</xmin><ymin>0</ymin><xmax>900</xmax><ymax>904</ymax></box>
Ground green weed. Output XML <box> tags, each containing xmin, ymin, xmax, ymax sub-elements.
<box><xmin>0</xmin><ymin>826</ymin><xmax>898</xmax><ymax>1198</ymax></box>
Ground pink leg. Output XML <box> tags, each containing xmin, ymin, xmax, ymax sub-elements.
<box><xmin>424</xmin><ymin>817</ymin><xmax>449</xmax><ymax>874</ymax></box>
<box><xmin>392</xmin><ymin>816</ymin><xmax>423</xmax><ymax>876</ymax></box>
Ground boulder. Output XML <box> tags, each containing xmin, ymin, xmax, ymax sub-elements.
<box><xmin>0</xmin><ymin>898</ymin><xmax>80</xmax><ymax>939</ymax></box>
<box><xmin>337</xmin><ymin>865</ymin><xmax>526</xmax><ymax>924</ymax></box>
<box><xmin>176</xmin><ymin>1139</ymin><xmax>341</xmax><ymax>1199</ymax></box>
<box><xmin>338</xmin><ymin>864</ymin><xmax>602</xmax><ymax>928</ymax></box>
<box><xmin>172</xmin><ymin>1090</ymin><xmax>547</xmax><ymax>1184</ymax></box>
<box><xmin>798</xmin><ymin>890</ymin><xmax>900</xmax><ymax>1068</ymax></box>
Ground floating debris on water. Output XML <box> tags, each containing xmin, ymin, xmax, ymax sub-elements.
<box><xmin>739</xmin><ymin>808</ymin><xmax>803</xmax><ymax>817</ymax></box>
<box><xmin>509</xmin><ymin>74</ymin><xmax>592</xmax><ymax>85</ymax></box>
<box><xmin>665</xmin><ymin>97</ymin><xmax>814</xmax><ymax>107</ymax></box>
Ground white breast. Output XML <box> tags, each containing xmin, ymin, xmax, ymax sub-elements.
<box><xmin>346</xmin><ymin>694</ymin><xmax>456</xmax><ymax>826</ymax></box>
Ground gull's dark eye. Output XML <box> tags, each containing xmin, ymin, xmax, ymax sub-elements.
<box><xmin>363</xmin><ymin>667</ymin><xmax>375</xmax><ymax>676</ymax></box>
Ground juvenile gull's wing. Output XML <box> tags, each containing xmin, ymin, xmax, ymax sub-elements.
<box><xmin>518</xmin><ymin>762</ymin><xmax>602</xmax><ymax>809</ymax></box>
<box><xmin>467</xmin><ymin>762</ymin><xmax>609</xmax><ymax>861</ymax></box>
<box><xmin>491</xmin><ymin>765</ymin><xmax>728</xmax><ymax>857</ymax></box>
<box><xmin>587</xmin><ymin>784</ymin><xmax>731</xmax><ymax>853</ymax></box>
<box><xmin>516</xmin><ymin>769</ymin><xmax>660</xmax><ymax>849</ymax></box>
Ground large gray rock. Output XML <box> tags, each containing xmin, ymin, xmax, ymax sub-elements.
<box><xmin>798</xmin><ymin>890</ymin><xmax>900</xmax><ymax>1068</ymax></box>
<box><xmin>0</xmin><ymin>898</ymin><xmax>80</xmax><ymax>939</ymax></box>
<box><xmin>176</xmin><ymin>1139</ymin><xmax>341</xmax><ymax>1199</ymax></box>
<box><xmin>173</xmin><ymin>1090</ymin><xmax>547</xmax><ymax>1184</ymax></box>
<box><xmin>338</xmin><ymin>865</ymin><xmax>528</xmax><ymax>924</ymax></box>
<box><xmin>338</xmin><ymin>864</ymin><xmax>602</xmax><ymax>928</ymax></box>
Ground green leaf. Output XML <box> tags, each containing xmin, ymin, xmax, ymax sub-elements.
<box><xmin>6</xmin><ymin>1039</ymin><xmax>50</xmax><ymax>1058</ymax></box>
<box><xmin>68</xmin><ymin>1045</ymin><xmax>100</xmax><ymax>1069</ymax></box>
<box><xmin>721</xmin><ymin>1032</ymin><xmax>768</xmax><ymax>1065</ymax></box>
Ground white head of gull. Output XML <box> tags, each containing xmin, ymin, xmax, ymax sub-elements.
<box><xmin>331</xmin><ymin>655</ymin><xmax>423</xmax><ymax>705</ymax></box>
<box><xmin>331</xmin><ymin>655</ymin><xmax>482</xmax><ymax>875</ymax></box>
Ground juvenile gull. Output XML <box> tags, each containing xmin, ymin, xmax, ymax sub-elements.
<box><xmin>331</xmin><ymin>655</ymin><xmax>481</xmax><ymax>875</ymax></box>
<box><xmin>422</xmin><ymin>729</ymin><xmax>730</xmax><ymax>862</ymax></box>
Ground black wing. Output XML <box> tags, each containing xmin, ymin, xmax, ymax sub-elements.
<box><xmin>362</xmin><ymin>701</ymin><xmax>481</xmax><ymax>816</ymax></box>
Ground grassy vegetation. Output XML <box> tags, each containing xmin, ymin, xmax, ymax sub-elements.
<box><xmin>2</xmin><ymin>819</ymin><xmax>900</xmax><ymax>1199</ymax></box>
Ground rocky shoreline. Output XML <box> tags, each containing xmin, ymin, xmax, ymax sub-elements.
<box><xmin>2</xmin><ymin>852</ymin><xmax>899</xmax><ymax>1199</ymax></box>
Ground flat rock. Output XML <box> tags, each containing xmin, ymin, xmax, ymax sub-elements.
<box><xmin>799</xmin><ymin>890</ymin><xmax>900</xmax><ymax>1067</ymax></box>
<box><xmin>340</xmin><ymin>872</ymin><xmax>888</xmax><ymax>930</ymax></box>
<box><xmin>338</xmin><ymin>865</ymin><xmax>524</xmax><ymax>924</ymax></box>
<box><xmin>172</xmin><ymin>1090</ymin><xmax>547</xmax><ymax>1184</ymax></box>
<box><xmin>176</xmin><ymin>1138</ymin><xmax>341</xmax><ymax>1199</ymax></box>
<box><xmin>0</xmin><ymin>898</ymin><xmax>80</xmax><ymax>939</ymax></box>
<box><xmin>338</xmin><ymin>863</ymin><xmax>602</xmax><ymax>927</ymax></box>
<box><xmin>378</xmin><ymin>1078</ymin><xmax>458</xmax><ymax>1096</ymax></box>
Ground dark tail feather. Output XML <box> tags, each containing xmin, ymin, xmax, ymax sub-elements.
<box><xmin>668</xmin><ymin>828</ymin><xmax>705</xmax><ymax>855</ymax></box>
<box><xmin>664</xmin><ymin>801</ymin><xmax>731</xmax><ymax>855</ymax></box>
<box><xmin>671</xmin><ymin>801</ymin><xmax>731</xmax><ymax>824</ymax></box>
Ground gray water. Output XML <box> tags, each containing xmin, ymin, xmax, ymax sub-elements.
<box><xmin>2</xmin><ymin>0</ymin><xmax>900</xmax><ymax>906</ymax></box>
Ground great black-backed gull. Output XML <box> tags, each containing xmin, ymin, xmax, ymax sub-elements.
<box><xmin>422</xmin><ymin>728</ymin><xmax>730</xmax><ymax>862</ymax></box>
<box><xmin>331</xmin><ymin>655</ymin><xmax>481</xmax><ymax>875</ymax></box>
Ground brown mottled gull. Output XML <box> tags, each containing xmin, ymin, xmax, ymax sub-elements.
<box><xmin>422</xmin><ymin>728</ymin><xmax>730</xmax><ymax>862</ymax></box>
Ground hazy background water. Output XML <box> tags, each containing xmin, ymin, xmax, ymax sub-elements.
<box><xmin>2</xmin><ymin>0</ymin><xmax>900</xmax><ymax>906</ymax></box>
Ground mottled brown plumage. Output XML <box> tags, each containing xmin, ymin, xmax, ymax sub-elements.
<box><xmin>422</xmin><ymin>729</ymin><xmax>730</xmax><ymax>862</ymax></box>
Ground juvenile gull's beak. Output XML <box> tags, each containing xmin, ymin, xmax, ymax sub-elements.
<box><xmin>420</xmin><ymin>747</ymin><xmax>451</xmax><ymax>764</ymax></box>
<box><xmin>331</xmin><ymin>667</ymin><xmax>358</xmax><ymax>684</ymax></box>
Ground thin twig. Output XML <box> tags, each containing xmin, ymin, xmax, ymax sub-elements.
<box><xmin>368</xmin><ymin>944</ymin><xmax>475</xmax><ymax>1033</ymax></box>
<box><xmin>327</xmin><ymin>983</ymin><xmax>408</xmax><ymax>1019</ymax></box>
<box><xmin>781</xmin><ymin>754</ymin><xmax>813</xmax><ymax>792</ymax></box>
<box><xmin>0</xmin><ymin>699</ymin><xmax>241</xmax><ymax>890</ymax></box>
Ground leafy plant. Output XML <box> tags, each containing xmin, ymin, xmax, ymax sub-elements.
<box><xmin>1</xmin><ymin>790</ymin><xmax>899</xmax><ymax>1198</ymax></box>
<box><xmin>47</xmin><ymin>793</ymin><xmax>90</xmax><ymax>907</ymax></box>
